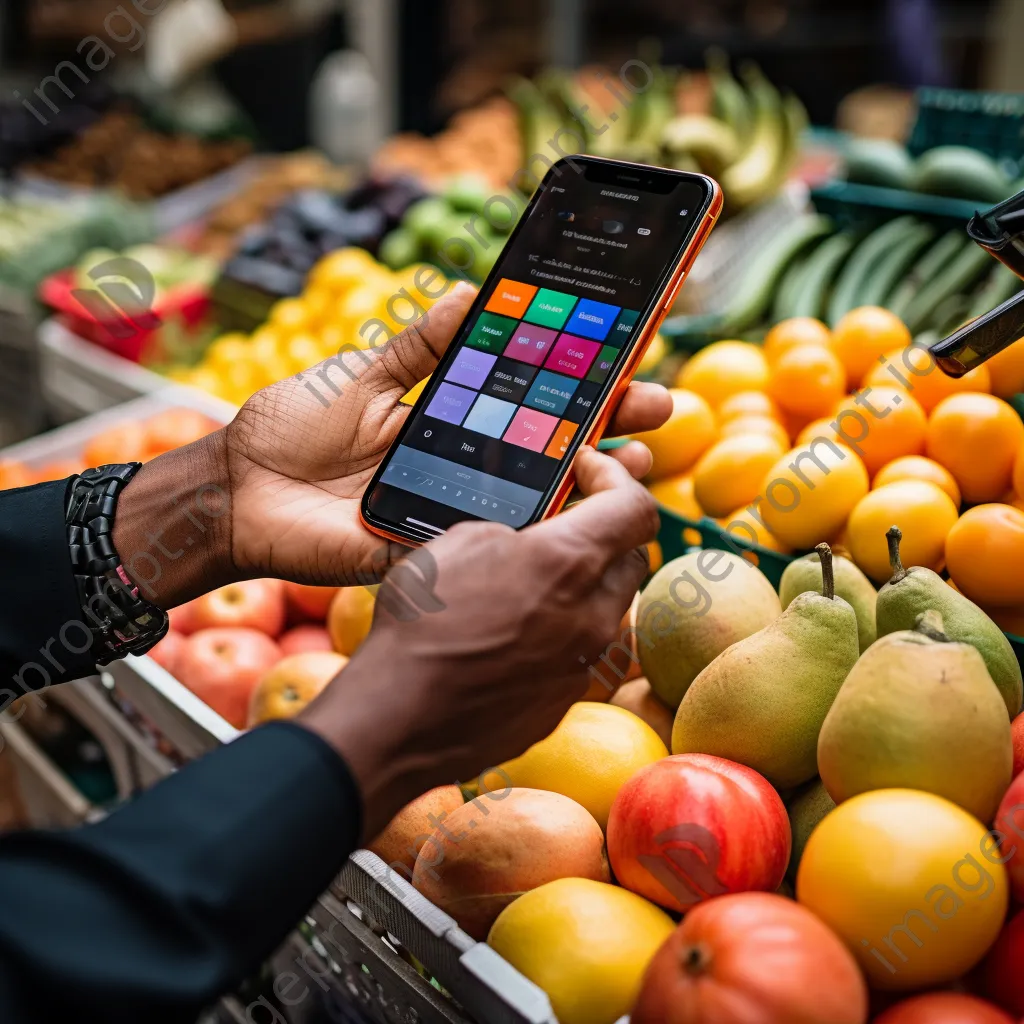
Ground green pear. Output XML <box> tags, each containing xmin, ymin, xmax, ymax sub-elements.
<box><xmin>818</xmin><ymin>610</ymin><xmax>1012</xmax><ymax>822</ymax></box>
<box><xmin>780</xmin><ymin>550</ymin><xmax>877</xmax><ymax>653</ymax></box>
<box><xmin>785</xmin><ymin>779</ymin><xmax>835</xmax><ymax>886</ymax></box>
<box><xmin>672</xmin><ymin>544</ymin><xmax>860</xmax><ymax>789</ymax></box>
<box><xmin>638</xmin><ymin>550</ymin><xmax>781</xmax><ymax>710</ymax></box>
<box><xmin>876</xmin><ymin>526</ymin><xmax>1022</xmax><ymax>718</ymax></box>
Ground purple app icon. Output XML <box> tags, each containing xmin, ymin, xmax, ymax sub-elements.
<box><xmin>444</xmin><ymin>347</ymin><xmax>497</xmax><ymax>390</ymax></box>
<box><xmin>424</xmin><ymin>382</ymin><xmax>476</xmax><ymax>425</ymax></box>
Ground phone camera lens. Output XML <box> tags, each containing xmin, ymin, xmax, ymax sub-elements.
<box><xmin>557</xmin><ymin>210</ymin><xmax>575</xmax><ymax>222</ymax></box>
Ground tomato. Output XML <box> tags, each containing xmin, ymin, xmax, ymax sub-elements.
<box><xmin>980</xmin><ymin>907</ymin><xmax>1024</xmax><ymax>1016</ymax></box>
<box><xmin>873</xmin><ymin>992</ymin><xmax>1014</xmax><ymax>1024</ymax></box>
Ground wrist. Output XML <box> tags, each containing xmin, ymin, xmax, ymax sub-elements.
<box><xmin>112</xmin><ymin>429</ymin><xmax>236</xmax><ymax>610</ymax></box>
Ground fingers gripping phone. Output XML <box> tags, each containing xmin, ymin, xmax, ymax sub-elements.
<box><xmin>361</xmin><ymin>156</ymin><xmax>722</xmax><ymax>545</ymax></box>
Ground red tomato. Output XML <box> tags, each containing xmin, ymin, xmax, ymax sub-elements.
<box><xmin>995</xmin><ymin>772</ymin><xmax>1024</xmax><ymax>903</ymax></box>
<box><xmin>980</xmin><ymin>908</ymin><xmax>1024</xmax><ymax>1016</ymax></box>
<box><xmin>873</xmin><ymin>992</ymin><xmax>1015</xmax><ymax>1024</ymax></box>
<box><xmin>606</xmin><ymin>753</ymin><xmax>790</xmax><ymax>913</ymax></box>
<box><xmin>631</xmin><ymin>892</ymin><xmax>868</xmax><ymax>1024</ymax></box>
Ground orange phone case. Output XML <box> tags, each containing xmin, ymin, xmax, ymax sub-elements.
<box><xmin>362</xmin><ymin>175</ymin><xmax>723</xmax><ymax>546</ymax></box>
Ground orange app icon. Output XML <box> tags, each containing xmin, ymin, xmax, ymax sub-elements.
<box><xmin>544</xmin><ymin>420</ymin><xmax>579</xmax><ymax>459</ymax></box>
<box><xmin>485</xmin><ymin>278</ymin><xmax>539</xmax><ymax>319</ymax></box>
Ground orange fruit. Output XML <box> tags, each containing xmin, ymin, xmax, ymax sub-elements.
<box><xmin>143</xmin><ymin>408</ymin><xmax>217</xmax><ymax>459</ymax></box>
<box><xmin>247</xmin><ymin>651</ymin><xmax>348</xmax><ymax>726</ymax></box>
<box><xmin>759</xmin><ymin>443</ymin><xmax>870</xmax><ymax>550</ymax></box>
<box><xmin>795</xmin><ymin>417</ymin><xmax>840</xmax><ymax>447</ymax></box>
<box><xmin>768</xmin><ymin>345</ymin><xmax>847</xmax><ymax>419</ymax></box>
<box><xmin>846</xmin><ymin>480</ymin><xmax>959</xmax><ymax>582</ymax></box>
<box><xmin>675</xmin><ymin>341</ymin><xmax>769</xmax><ymax>408</ymax></box>
<box><xmin>327</xmin><ymin>586</ymin><xmax>377</xmax><ymax>656</ymax></box>
<box><xmin>762</xmin><ymin>316</ymin><xmax>831</xmax><ymax>364</ymax></box>
<box><xmin>0</xmin><ymin>461</ymin><xmax>33</xmax><ymax>489</ymax></box>
<box><xmin>719</xmin><ymin>415</ymin><xmax>790</xmax><ymax>450</ymax></box>
<box><xmin>1013</xmin><ymin>444</ymin><xmax>1024</xmax><ymax>498</ymax></box>
<box><xmin>632</xmin><ymin>388</ymin><xmax>718</xmax><ymax>481</ymax></box>
<box><xmin>778</xmin><ymin>406</ymin><xmax>818</xmax><ymax>444</ymax></box>
<box><xmin>717</xmin><ymin>390</ymin><xmax>781</xmax><ymax>422</ymax></box>
<box><xmin>945</xmin><ymin>504</ymin><xmax>1024</xmax><ymax>607</ymax></box>
<box><xmin>30</xmin><ymin>460</ymin><xmax>84</xmax><ymax>483</ymax></box>
<box><xmin>717</xmin><ymin>504</ymin><xmax>790</xmax><ymax>554</ymax></box>
<box><xmin>830</xmin><ymin>306</ymin><xmax>911</xmax><ymax>387</ymax></box>
<box><xmin>873</xmin><ymin>455</ymin><xmax>961</xmax><ymax>507</ymax></box>
<box><xmin>84</xmin><ymin>422</ymin><xmax>149</xmax><ymax>467</ymax></box>
<box><xmin>647</xmin><ymin>473</ymin><xmax>703</xmax><ymax>521</ymax></box>
<box><xmin>863</xmin><ymin>343</ymin><xmax>991</xmax><ymax>412</ymax></box>
<box><xmin>926</xmin><ymin>393</ymin><xmax>1024</xmax><ymax>504</ymax></box>
<box><xmin>829</xmin><ymin>386</ymin><xmax>927</xmax><ymax>476</ymax></box>
<box><xmin>986</xmin><ymin>336</ymin><xmax>1024</xmax><ymax>399</ymax></box>
<box><xmin>692</xmin><ymin>434</ymin><xmax>786</xmax><ymax>518</ymax></box>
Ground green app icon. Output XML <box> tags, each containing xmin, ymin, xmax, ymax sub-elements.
<box><xmin>466</xmin><ymin>312</ymin><xmax>518</xmax><ymax>354</ymax></box>
<box><xmin>523</xmin><ymin>288</ymin><xmax>577</xmax><ymax>330</ymax></box>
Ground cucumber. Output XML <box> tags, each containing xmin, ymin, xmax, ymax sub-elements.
<box><xmin>772</xmin><ymin>249</ymin><xmax>814</xmax><ymax>323</ymax></box>
<box><xmin>928</xmin><ymin>294</ymin><xmax>970</xmax><ymax>336</ymax></box>
<box><xmin>789</xmin><ymin>231</ymin><xmax>859</xmax><ymax>320</ymax></box>
<box><xmin>887</xmin><ymin>230</ymin><xmax>967</xmax><ymax>319</ymax></box>
<box><xmin>858</xmin><ymin>222</ymin><xmax>936</xmax><ymax>308</ymax></box>
<box><xmin>903</xmin><ymin>243</ymin><xmax>994</xmax><ymax>334</ymax></box>
<box><xmin>717</xmin><ymin>214</ymin><xmax>834</xmax><ymax>333</ymax></box>
<box><xmin>844</xmin><ymin>138</ymin><xmax>914</xmax><ymax>190</ymax></box>
<box><xmin>826</xmin><ymin>215</ymin><xmax>918</xmax><ymax>326</ymax></box>
<box><xmin>911</xmin><ymin>146</ymin><xmax>1011</xmax><ymax>203</ymax></box>
<box><xmin>968</xmin><ymin>263</ymin><xmax>1022</xmax><ymax>318</ymax></box>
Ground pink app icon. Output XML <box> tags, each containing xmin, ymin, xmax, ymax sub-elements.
<box><xmin>544</xmin><ymin>333</ymin><xmax>602</xmax><ymax>378</ymax></box>
<box><xmin>503</xmin><ymin>324</ymin><xmax>558</xmax><ymax>367</ymax></box>
<box><xmin>503</xmin><ymin>406</ymin><xmax>559</xmax><ymax>453</ymax></box>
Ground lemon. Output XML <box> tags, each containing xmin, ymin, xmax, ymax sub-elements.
<box><xmin>498</xmin><ymin>703</ymin><xmax>667</xmax><ymax>830</ymax></box>
<box><xmin>797</xmin><ymin>789</ymin><xmax>1009</xmax><ymax>990</ymax></box>
<box><xmin>488</xmin><ymin>878</ymin><xmax>674</xmax><ymax>1024</ymax></box>
<box><xmin>310</xmin><ymin>247</ymin><xmax>378</xmax><ymax>292</ymax></box>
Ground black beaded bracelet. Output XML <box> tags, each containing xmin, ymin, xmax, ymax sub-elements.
<box><xmin>65</xmin><ymin>464</ymin><xmax>169</xmax><ymax>666</ymax></box>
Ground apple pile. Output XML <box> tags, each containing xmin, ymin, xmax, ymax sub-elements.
<box><xmin>150</xmin><ymin>579</ymin><xmax>377</xmax><ymax>729</ymax></box>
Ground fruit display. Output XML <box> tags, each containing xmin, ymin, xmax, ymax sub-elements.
<box><xmin>172</xmin><ymin>247</ymin><xmax>452</xmax><ymax>406</ymax></box>
<box><xmin>22</xmin><ymin>111</ymin><xmax>252</xmax><ymax>199</ymax></box>
<box><xmin>843</xmin><ymin>137</ymin><xmax>1019</xmax><ymax>203</ymax></box>
<box><xmin>672</xmin><ymin>212</ymin><xmax>1022</xmax><ymax>339</ymax></box>
<box><xmin>154</xmin><ymin>578</ymin><xmax>374</xmax><ymax>730</ymax></box>
<box><xmin>213</xmin><ymin>177</ymin><xmax>427</xmax><ymax>325</ymax></box>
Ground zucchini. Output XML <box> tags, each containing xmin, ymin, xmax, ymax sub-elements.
<box><xmin>911</xmin><ymin>146</ymin><xmax>1011</xmax><ymax>203</ymax></box>
<box><xmin>903</xmin><ymin>243</ymin><xmax>994</xmax><ymax>334</ymax></box>
<box><xmin>790</xmin><ymin>231</ymin><xmax>859</xmax><ymax>320</ymax></box>
<box><xmin>858</xmin><ymin>222</ymin><xmax>936</xmax><ymax>308</ymax></box>
<box><xmin>887</xmin><ymin>231</ymin><xmax>967</xmax><ymax>319</ymax></box>
<box><xmin>844</xmin><ymin>138</ymin><xmax>914</xmax><ymax>190</ymax></box>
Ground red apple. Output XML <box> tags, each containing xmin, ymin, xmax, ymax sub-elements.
<box><xmin>632</xmin><ymin>893</ymin><xmax>868</xmax><ymax>1024</ymax></box>
<box><xmin>874</xmin><ymin>993</ymin><xmax>1014</xmax><ymax>1024</ymax></box>
<box><xmin>190</xmin><ymin>580</ymin><xmax>286</xmax><ymax>637</ymax></box>
<box><xmin>168</xmin><ymin>600</ymin><xmax>199</xmax><ymax>635</ymax></box>
<box><xmin>283</xmin><ymin>582</ymin><xmax>340</xmax><ymax>622</ymax></box>
<box><xmin>149</xmin><ymin>629</ymin><xmax>185</xmax><ymax>674</ymax></box>
<box><xmin>981</xmin><ymin>907</ymin><xmax>1024</xmax><ymax>1016</ymax></box>
<box><xmin>1012</xmin><ymin>714</ymin><xmax>1024</xmax><ymax>780</ymax></box>
<box><xmin>176</xmin><ymin>628</ymin><xmax>281</xmax><ymax>728</ymax></box>
<box><xmin>995</xmin><ymin>772</ymin><xmax>1024</xmax><ymax>903</ymax></box>
<box><xmin>279</xmin><ymin>625</ymin><xmax>334</xmax><ymax>656</ymax></box>
<box><xmin>606</xmin><ymin>753</ymin><xmax>791</xmax><ymax>913</ymax></box>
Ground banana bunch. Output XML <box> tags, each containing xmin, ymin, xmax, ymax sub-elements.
<box><xmin>661</xmin><ymin>51</ymin><xmax>806</xmax><ymax>212</ymax></box>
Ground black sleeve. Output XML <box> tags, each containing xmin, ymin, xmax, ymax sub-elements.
<box><xmin>0</xmin><ymin>480</ymin><xmax>99</xmax><ymax>706</ymax></box>
<box><xmin>0</xmin><ymin>720</ymin><xmax>362</xmax><ymax>1023</ymax></box>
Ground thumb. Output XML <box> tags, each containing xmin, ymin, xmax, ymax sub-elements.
<box><xmin>361</xmin><ymin>281</ymin><xmax>477</xmax><ymax>396</ymax></box>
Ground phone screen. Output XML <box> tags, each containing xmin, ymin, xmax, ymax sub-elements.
<box><xmin>363</xmin><ymin>158</ymin><xmax>716</xmax><ymax>542</ymax></box>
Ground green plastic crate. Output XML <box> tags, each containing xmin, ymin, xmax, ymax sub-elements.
<box><xmin>908</xmin><ymin>87</ymin><xmax>1024</xmax><ymax>168</ymax></box>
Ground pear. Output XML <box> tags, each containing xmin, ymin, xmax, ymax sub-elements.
<box><xmin>876</xmin><ymin>527</ymin><xmax>1022</xmax><ymax>718</ymax></box>
<box><xmin>818</xmin><ymin>610</ymin><xmax>1013</xmax><ymax>822</ymax></box>
<box><xmin>785</xmin><ymin>779</ymin><xmax>835</xmax><ymax>886</ymax></box>
<box><xmin>780</xmin><ymin>550</ymin><xmax>877</xmax><ymax>653</ymax></box>
<box><xmin>638</xmin><ymin>550</ymin><xmax>782</xmax><ymax>710</ymax></box>
<box><xmin>672</xmin><ymin>544</ymin><xmax>860</xmax><ymax>789</ymax></box>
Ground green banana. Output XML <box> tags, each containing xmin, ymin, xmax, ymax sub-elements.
<box><xmin>789</xmin><ymin>231</ymin><xmax>859</xmax><ymax>320</ymax></box>
<box><xmin>764</xmin><ymin>91</ymin><xmax>809</xmax><ymax>196</ymax></box>
<box><xmin>717</xmin><ymin>213</ymin><xmax>833</xmax><ymax>333</ymax></box>
<box><xmin>629</xmin><ymin>66</ymin><xmax>677</xmax><ymax>155</ymax></box>
<box><xmin>505</xmin><ymin>76</ymin><xmax>567</xmax><ymax>194</ymax></box>
<box><xmin>969</xmin><ymin>263</ymin><xmax>1022</xmax><ymax>318</ymax></box>
<box><xmin>706</xmin><ymin>47</ymin><xmax>750</xmax><ymax>141</ymax></box>
<box><xmin>661</xmin><ymin>116</ymin><xmax>740</xmax><ymax>176</ymax></box>
<box><xmin>903</xmin><ymin>242</ymin><xmax>994</xmax><ymax>334</ymax></box>
<box><xmin>826</xmin><ymin>215</ymin><xmax>918</xmax><ymax>326</ymax></box>
<box><xmin>772</xmin><ymin>249</ymin><xmax>815</xmax><ymax>323</ymax></box>
<box><xmin>858</xmin><ymin>221</ymin><xmax>936</xmax><ymax>308</ymax></box>
<box><xmin>887</xmin><ymin>230</ymin><xmax>966</xmax><ymax>318</ymax></box>
<box><xmin>720</xmin><ymin>64</ymin><xmax>784</xmax><ymax>210</ymax></box>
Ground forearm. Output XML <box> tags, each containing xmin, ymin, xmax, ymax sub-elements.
<box><xmin>112</xmin><ymin>430</ymin><xmax>236</xmax><ymax>610</ymax></box>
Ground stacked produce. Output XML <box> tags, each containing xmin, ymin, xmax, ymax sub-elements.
<box><xmin>176</xmin><ymin>247</ymin><xmax>451</xmax><ymax>406</ymax></box>
<box><xmin>23</xmin><ymin>111</ymin><xmax>251</xmax><ymax>199</ymax></box>
<box><xmin>843</xmin><ymin>137</ymin><xmax>1021</xmax><ymax>203</ymax></box>
<box><xmin>636</xmin><ymin>308</ymin><xmax>1024</xmax><ymax>619</ymax></box>
<box><xmin>149</xmin><ymin>580</ymin><xmax>375</xmax><ymax>731</ymax></box>
<box><xmin>682</xmin><ymin>211</ymin><xmax>1023</xmax><ymax>339</ymax></box>
<box><xmin>0</xmin><ymin>408</ymin><xmax>220</xmax><ymax>487</ymax></box>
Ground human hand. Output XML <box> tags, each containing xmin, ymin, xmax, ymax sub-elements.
<box><xmin>298</xmin><ymin>446</ymin><xmax>658</xmax><ymax>839</ymax></box>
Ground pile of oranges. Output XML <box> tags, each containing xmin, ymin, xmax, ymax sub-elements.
<box><xmin>171</xmin><ymin>248</ymin><xmax>452</xmax><ymax>407</ymax></box>
<box><xmin>634</xmin><ymin>306</ymin><xmax>1024</xmax><ymax>629</ymax></box>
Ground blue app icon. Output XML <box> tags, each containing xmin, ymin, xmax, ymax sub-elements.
<box><xmin>565</xmin><ymin>298</ymin><xmax>622</xmax><ymax>342</ymax></box>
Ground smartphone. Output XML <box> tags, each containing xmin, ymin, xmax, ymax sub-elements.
<box><xmin>360</xmin><ymin>156</ymin><xmax>722</xmax><ymax>545</ymax></box>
